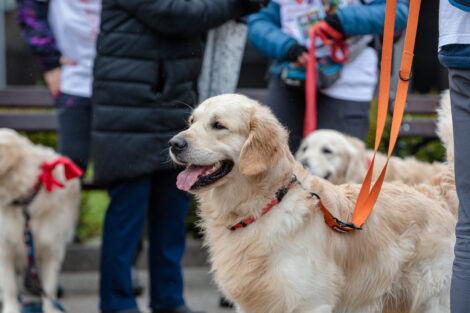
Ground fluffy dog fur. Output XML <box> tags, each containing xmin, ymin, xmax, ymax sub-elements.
<box><xmin>0</xmin><ymin>129</ymin><xmax>80</xmax><ymax>313</ymax></box>
<box><xmin>295</xmin><ymin>129</ymin><xmax>448</xmax><ymax>185</ymax></box>
<box><xmin>170</xmin><ymin>94</ymin><xmax>457</xmax><ymax>313</ymax></box>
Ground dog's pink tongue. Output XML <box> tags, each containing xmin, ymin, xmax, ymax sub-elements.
<box><xmin>177</xmin><ymin>166</ymin><xmax>210</xmax><ymax>191</ymax></box>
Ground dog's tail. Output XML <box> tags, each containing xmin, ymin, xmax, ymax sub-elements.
<box><xmin>434</xmin><ymin>90</ymin><xmax>458</xmax><ymax>217</ymax></box>
<box><xmin>436</xmin><ymin>90</ymin><xmax>454</xmax><ymax>164</ymax></box>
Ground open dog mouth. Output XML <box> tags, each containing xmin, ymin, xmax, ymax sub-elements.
<box><xmin>176</xmin><ymin>160</ymin><xmax>234</xmax><ymax>191</ymax></box>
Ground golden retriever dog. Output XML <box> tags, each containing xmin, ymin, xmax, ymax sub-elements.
<box><xmin>0</xmin><ymin>129</ymin><xmax>80</xmax><ymax>313</ymax></box>
<box><xmin>295</xmin><ymin>129</ymin><xmax>448</xmax><ymax>185</ymax></box>
<box><xmin>169</xmin><ymin>94</ymin><xmax>457</xmax><ymax>313</ymax></box>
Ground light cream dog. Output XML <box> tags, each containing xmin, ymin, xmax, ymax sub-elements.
<box><xmin>295</xmin><ymin>129</ymin><xmax>448</xmax><ymax>185</ymax></box>
<box><xmin>0</xmin><ymin>129</ymin><xmax>80</xmax><ymax>313</ymax></box>
<box><xmin>169</xmin><ymin>94</ymin><xmax>457</xmax><ymax>313</ymax></box>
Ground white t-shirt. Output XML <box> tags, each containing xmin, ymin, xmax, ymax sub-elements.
<box><xmin>439</xmin><ymin>0</ymin><xmax>470</xmax><ymax>48</ymax></box>
<box><xmin>275</xmin><ymin>0</ymin><xmax>377</xmax><ymax>101</ymax></box>
<box><xmin>48</xmin><ymin>0</ymin><xmax>101</xmax><ymax>97</ymax></box>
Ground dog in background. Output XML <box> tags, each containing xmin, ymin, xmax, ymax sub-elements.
<box><xmin>170</xmin><ymin>93</ymin><xmax>457</xmax><ymax>313</ymax></box>
<box><xmin>295</xmin><ymin>129</ymin><xmax>448</xmax><ymax>185</ymax></box>
<box><xmin>0</xmin><ymin>129</ymin><xmax>80</xmax><ymax>313</ymax></box>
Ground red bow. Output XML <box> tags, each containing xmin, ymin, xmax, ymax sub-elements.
<box><xmin>38</xmin><ymin>157</ymin><xmax>83</xmax><ymax>192</ymax></box>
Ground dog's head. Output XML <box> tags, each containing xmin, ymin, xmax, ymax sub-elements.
<box><xmin>169</xmin><ymin>94</ymin><xmax>291</xmax><ymax>193</ymax></box>
<box><xmin>295</xmin><ymin>129</ymin><xmax>368</xmax><ymax>184</ymax></box>
<box><xmin>0</xmin><ymin>128</ymin><xmax>29</xmax><ymax>177</ymax></box>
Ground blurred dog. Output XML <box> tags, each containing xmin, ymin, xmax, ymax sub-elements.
<box><xmin>169</xmin><ymin>94</ymin><xmax>457</xmax><ymax>313</ymax></box>
<box><xmin>295</xmin><ymin>129</ymin><xmax>448</xmax><ymax>185</ymax></box>
<box><xmin>0</xmin><ymin>129</ymin><xmax>80</xmax><ymax>313</ymax></box>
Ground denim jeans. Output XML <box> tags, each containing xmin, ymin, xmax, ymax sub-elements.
<box><xmin>99</xmin><ymin>170</ymin><xmax>190</xmax><ymax>312</ymax></box>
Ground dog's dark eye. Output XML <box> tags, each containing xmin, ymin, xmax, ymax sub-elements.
<box><xmin>302</xmin><ymin>145</ymin><xmax>308</xmax><ymax>152</ymax></box>
<box><xmin>212</xmin><ymin>121</ymin><xmax>226</xmax><ymax>130</ymax></box>
<box><xmin>322</xmin><ymin>147</ymin><xmax>333</xmax><ymax>154</ymax></box>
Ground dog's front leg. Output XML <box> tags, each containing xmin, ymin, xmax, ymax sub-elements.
<box><xmin>0</xmin><ymin>252</ymin><xmax>21</xmax><ymax>313</ymax></box>
<box><xmin>39</xmin><ymin>252</ymin><xmax>62</xmax><ymax>313</ymax></box>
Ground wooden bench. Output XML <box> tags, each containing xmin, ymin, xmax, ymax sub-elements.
<box><xmin>388</xmin><ymin>94</ymin><xmax>440</xmax><ymax>156</ymax></box>
<box><xmin>0</xmin><ymin>86</ymin><xmax>440</xmax><ymax>160</ymax></box>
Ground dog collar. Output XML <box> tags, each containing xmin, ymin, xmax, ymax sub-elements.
<box><xmin>228</xmin><ymin>175</ymin><xmax>297</xmax><ymax>231</ymax></box>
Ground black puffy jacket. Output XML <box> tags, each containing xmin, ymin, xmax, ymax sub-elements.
<box><xmin>92</xmin><ymin>0</ymin><xmax>259</xmax><ymax>184</ymax></box>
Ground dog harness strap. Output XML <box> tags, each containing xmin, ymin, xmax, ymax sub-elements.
<box><xmin>304</xmin><ymin>21</ymin><xmax>350</xmax><ymax>138</ymax></box>
<box><xmin>228</xmin><ymin>175</ymin><xmax>297</xmax><ymax>231</ymax></box>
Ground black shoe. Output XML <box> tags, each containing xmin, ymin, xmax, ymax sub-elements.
<box><xmin>152</xmin><ymin>305</ymin><xmax>205</xmax><ymax>313</ymax></box>
<box><xmin>219</xmin><ymin>296</ymin><xmax>234</xmax><ymax>308</ymax></box>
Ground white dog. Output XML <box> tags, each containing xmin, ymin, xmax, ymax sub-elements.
<box><xmin>0</xmin><ymin>129</ymin><xmax>80</xmax><ymax>313</ymax></box>
<box><xmin>295</xmin><ymin>129</ymin><xmax>448</xmax><ymax>185</ymax></box>
<box><xmin>170</xmin><ymin>94</ymin><xmax>457</xmax><ymax>313</ymax></box>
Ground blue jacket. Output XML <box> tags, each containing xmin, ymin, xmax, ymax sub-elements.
<box><xmin>248</xmin><ymin>0</ymin><xmax>409</xmax><ymax>62</ymax></box>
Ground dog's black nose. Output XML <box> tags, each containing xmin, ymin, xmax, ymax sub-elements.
<box><xmin>301</xmin><ymin>160</ymin><xmax>310</xmax><ymax>169</ymax></box>
<box><xmin>169</xmin><ymin>136</ymin><xmax>188</xmax><ymax>153</ymax></box>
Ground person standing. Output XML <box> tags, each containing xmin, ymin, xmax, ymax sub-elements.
<box><xmin>438</xmin><ymin>1</ymin><xmax>470</xmax><ymax>312</ymax></box>
<box><xmin>17</xmin><ymin>0</ymin><xmax>100</xmax><ymax>172</ymax></box>
<box><xmin>92</xmin><ymin>1</ymin><xmax>268</xmax><ymax>313</ymax></box>
<box><xmin>248</xmin><ymin>0</ymin><xmax>408</xmax><ymax>152</ymax></box>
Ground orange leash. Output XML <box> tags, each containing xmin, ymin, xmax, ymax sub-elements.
<box><xmin>317</xmin><ymin>0</ymin><xmax>422</xmax><ymax>232</ymax></box>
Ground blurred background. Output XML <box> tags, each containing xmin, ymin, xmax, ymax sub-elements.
<box><xmin>0</xmin><ymin>0</ymin><xmax>449</xmax><ymax>242</ymax></box>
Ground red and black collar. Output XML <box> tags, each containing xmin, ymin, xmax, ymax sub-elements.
<box><xmin>228</xmin><ymin>175</ymin><xmax>297</xmax><ymax>231</ymax></box>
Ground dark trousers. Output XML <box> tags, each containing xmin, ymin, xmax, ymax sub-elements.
<box><xmin>100</xmin><ymin>170</ymin><xmax>190</xmax><ymax>312</ymax></box>
<box><xmin>55</xmin><ymin>93</ymin><xmax>92</xmax><ymax>172</ymax></box>
<box><xmin>449</xmin><ymin>68</ymin><xmax>470</xmax><ymax>313</ymax></box>
<box><xmin>266</xmin><ymin>76</ymin><xmax>370</xmax><ymax>153</ymax></box>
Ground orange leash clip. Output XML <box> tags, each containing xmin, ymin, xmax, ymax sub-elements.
<box><xmin>309</xmin><ymin>0</ymin><xmax>422</xmax><ymax>232</ymax></box>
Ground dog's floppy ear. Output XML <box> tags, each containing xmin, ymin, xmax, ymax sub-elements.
<box><xmin>0</xmin><ymin>142</ymin><xmax>20</xmax><ymax>176</ymax></box>
<box><xmin>239</xmin><ymin>106</ymin><xmax>287</xmax><ymax>176</ymax></box>
<box><xmin>343</xmin><ymin>135</ymin><xmax>368</xmax><ymax>183</ymax></box>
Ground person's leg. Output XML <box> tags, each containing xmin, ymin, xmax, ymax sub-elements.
<box><xmin>55</xmin><ymin>93</ymin><xmax>92</xmax><ymax>172</ymax></box>
<box><xmin>448</xmin><ymin>68</ymin><xmax>470</xmax><ymax>313</ymax></box>
<box><xmin>100</xmin><ymin>176</ymin><xmax>151</xmax><ymax>313</ymax></box>
<box><xmin>147</xmin><ymin>170</ymin><xmax>191</xmax><ymax>311</ymax></box>
<box><xmin>316</xmin><ymin>94</ymin><xmax>370</xmax><ymax>141</ymax></box>
<box><xmin>265</xmin><ymin>76</ymin><xmax>306</xmax><ymax>153</ymax></box>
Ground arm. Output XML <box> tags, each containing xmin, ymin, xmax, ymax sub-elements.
<box><xmin>115</xmin><ymin>0</ymin><xmax>258</xmax><ymax>36</ymax></box>
<box><xmin>17</xmin><ymin>0</ymin><xmax>61</xmax><ymax>71</ymax></box>
<box><xmin>247</xmin><ymin>2</ymin><xmax>297</xmax><ymax>61</ymax></box>
<box><xmin>336</xmin><ymin>0</ymin><xmax>409</xmax><ymax>36</ymax></box>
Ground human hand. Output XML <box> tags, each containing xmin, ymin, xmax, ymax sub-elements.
<box><xmin>44</xmin><ymin>67</ymin><xmax>61</xmax><ymax>98</ymax></box>
<box><xmin>43</xmin><ymin>56</ymin><xmax>76</xmax><ymax>98</ymax></box>
<box><xmin>286</xmin><ymin>43</ymin><xmax>308</xmax><ymax>67</ymax></box>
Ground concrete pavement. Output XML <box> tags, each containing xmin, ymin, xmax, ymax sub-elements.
<box><xmin>59</xmin><ymin>268</ymin><xmax>234</xmax><ymax>313</ymax></box>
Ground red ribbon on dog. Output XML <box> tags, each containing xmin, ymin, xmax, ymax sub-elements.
<box><xmin>38</xmin><ymin>157</ymin><xmax>83</xmax><ymax>192</ymax></box>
